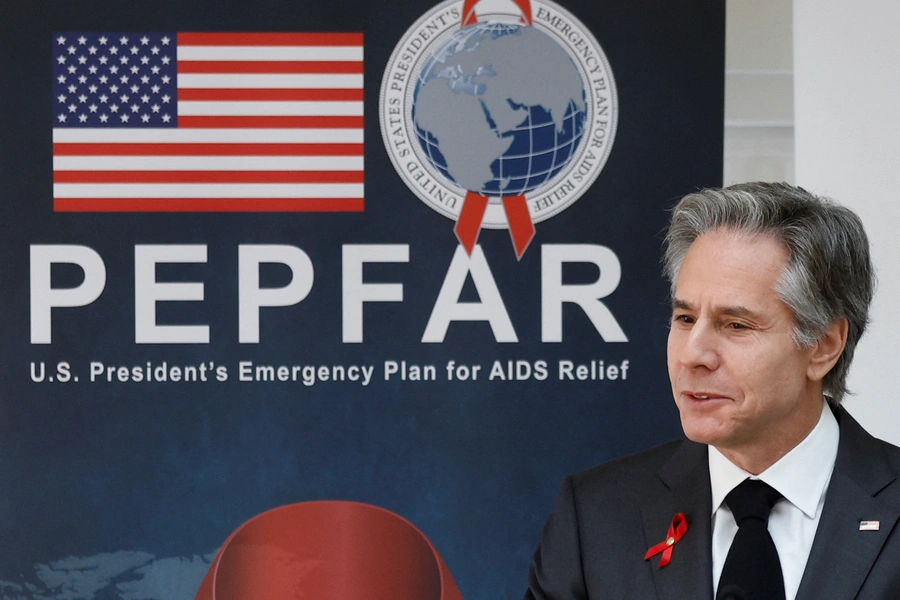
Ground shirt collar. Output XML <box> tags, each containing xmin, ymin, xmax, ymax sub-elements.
<box><xmin>709</xmin><ymin>401</ymin><xmax>839</xmax><ymax>519</ymax></box>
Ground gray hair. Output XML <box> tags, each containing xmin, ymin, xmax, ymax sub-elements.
<box><xmin>663</xmin><ymin>182</ymin><xmax>874</xmax><ymax>403</ymax></box>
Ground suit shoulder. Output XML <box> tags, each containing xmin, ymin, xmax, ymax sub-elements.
<box><xmin>873</xmin><ymin>435</ymin><xmax>900</xmax><ymax>460</ymax></box>
<box><xmin>568</xmin><ymin>438</ymin><xmax>700</xmax><ymax>498</ymax></box>
<box><xmin>838</xmin><ymin>406</ymin><xmax>900</xmax><ymax>473</ymax></box>
<box><xmin>574</xmin><ymin>438</ymin><xmax>688</xmax><ymax>479</ymax></box>
<box><xmin>869</xmin><ymin>433</ymin><xmax>900</xmax><ymax>479</ymax></box>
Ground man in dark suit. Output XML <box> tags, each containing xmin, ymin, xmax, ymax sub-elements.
<box><xmin>525</xmin><ymin>182</ymin><xmax>900</xmax><ymax>600</ymax></box>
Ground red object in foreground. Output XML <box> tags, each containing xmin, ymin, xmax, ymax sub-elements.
<box><xmin>195</xmin><ymin>501</ymin><xmax>463</xmax><ymax>600</ymax></box>
<box><xmin>643</xmin><ymin>512</ymin><xmax>689</xmax><ymax>568</ymax></box>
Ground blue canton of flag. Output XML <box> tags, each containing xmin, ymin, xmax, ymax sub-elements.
<box><xmin>53</xmin><ymin>32</ymin><xmax>178</xmax><ymax>127</ymax></box>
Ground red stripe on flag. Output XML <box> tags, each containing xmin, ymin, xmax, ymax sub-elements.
<box><xmin>178</xmin><ymin>61</ymin><xmax>363</xmax><ymax>74</ymax></box>
<box><xmin>54</xmin><ymin>171</ymin><xmax>364</xmax><ymax>184</ymax></box>
<box><xmin>178</xmin><ymin>88</ymin><xmax>363</xmax><ymax>101</ymax></box>
<box><xmin>179</xmin><ymin>116</ymin><xmax>364</xmax><ymax>128</ymax></box>
<box><xmin>177</xmin><ymin>33</ymin><xmax>363</xmax><ymax>46</ymax></box>
<box><xmin>53</xmin><ymin>143</ymin><xmax>364</xmax><ymax>156</ymax></box>
<box><xmin>54</xmin><ymin>197</ymin><xmax>365</xmax><ymax>212</ymax></box>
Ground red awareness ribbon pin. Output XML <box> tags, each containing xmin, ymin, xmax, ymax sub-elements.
<box><xmin>643</xmin><ymin>513</ymin><xmax>688</xmax><ymax>567</ymax></box>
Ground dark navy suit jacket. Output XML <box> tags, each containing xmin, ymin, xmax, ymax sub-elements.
<box><xmin>525</xmin><ymin>406</ymin><xmax>900</xmax><ymax>599</ymax></box>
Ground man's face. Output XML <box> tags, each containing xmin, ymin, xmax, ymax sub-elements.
<box><xmin>667</xmin><ymin>229</ymin><xmax>824</xmax><ymax>463</ymax></box>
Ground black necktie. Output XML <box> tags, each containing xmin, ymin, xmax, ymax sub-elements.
<box><xmin>716</xmin><ymin>479</ymin><xmax>786</xmax><ymax>600</ymax></box>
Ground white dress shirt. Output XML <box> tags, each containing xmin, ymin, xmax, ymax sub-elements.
<box><xmin>709</xmin><ymin>402</ymin><xmax>839</xmax><ymax>600</ymax></box>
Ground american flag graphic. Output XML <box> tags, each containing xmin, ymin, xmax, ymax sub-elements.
<box><xmin>52</xmin><ymin>32</ymin><xmax>364</xmax><ymax>212</ymax></box>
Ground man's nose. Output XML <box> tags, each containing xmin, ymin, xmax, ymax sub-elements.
<box><xmin>679</xmin><ymin>321</ymin><xmax>720</xmax><ymax>370</ymax></box>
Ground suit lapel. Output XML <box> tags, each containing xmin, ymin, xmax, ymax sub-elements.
<box><xmin>796</xmin><ymin>406</ymin><xmax>900</xmax><ymax>600</ymax></box>
<box><xmin>642</xmin><ymin>440</ymin><xmax>714</xmax><ymax>600</ymax></box>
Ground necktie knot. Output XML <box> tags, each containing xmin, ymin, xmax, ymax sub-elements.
<box><xmin>725</xmin><ymin>479</ymin><xmax>782</xmax><ymax>525</ymax></box>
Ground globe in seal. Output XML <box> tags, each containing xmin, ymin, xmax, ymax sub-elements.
<box><xmin>411</xmin><ymin>22</ymin><xmax>587</xmax><ymax>198</ymax></box>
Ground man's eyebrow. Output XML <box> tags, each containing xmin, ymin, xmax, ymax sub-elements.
<box><xmin>671</xmin><ymin>298</ymin><xmax>692</xmax><ymax>311</ymax></box>
<box><xmin>671</xmin><ymin>298</ymin><xmax>756</xmax><ymax>317</ymax></box>
<box><xmin>719</xmin><ymin>305</ymin><xmax>754</xmax><ymax>318</ymax></box>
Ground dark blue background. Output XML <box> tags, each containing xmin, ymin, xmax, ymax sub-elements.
<box><xmin>0</xmin><ymin>0</ymin><xmax>723</xmax><ymax>597</ymax></box>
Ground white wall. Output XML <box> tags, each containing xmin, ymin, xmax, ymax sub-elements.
<box><xmin>794</xmin><ymin>0</ymin><xmax>900</xmax><ymax>443</ymax></box>
<box><xmin>724</xmin><ymin>0</ymin><xmax>794</xmax><ymax>185</ymax></box>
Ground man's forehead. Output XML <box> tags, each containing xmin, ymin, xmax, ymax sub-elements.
<box><xmin>675</xmin><ymin>230</ymin><xmax>790</xmax><ymax>285</ymax></box>
<box><xmin>671</xmin><ymin>229</ymin><xmax>794</xmax><ymax>321</ymax></box>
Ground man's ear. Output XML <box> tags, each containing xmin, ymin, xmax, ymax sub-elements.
<box><xmin>807</xmin><ymin>317</ymin><xmax>849</xmax><ymax>382</ymax></box>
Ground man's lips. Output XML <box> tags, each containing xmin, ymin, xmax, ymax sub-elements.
<box><xmin>682</xmin><ymin>391</ymin><xmax>730</xmax><ymax>401</ymax></box>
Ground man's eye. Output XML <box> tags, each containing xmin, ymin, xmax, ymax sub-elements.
<box><xmin>728</xmin><ymin>322</ymin><xmax>749</xmax><ymax>330</ymax></box>
<box><xmin>673</xmin><ymin>314</ymin><xmax>694</xmax><ymax>324</ymax></box>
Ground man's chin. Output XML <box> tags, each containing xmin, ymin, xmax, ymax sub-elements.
<box><xmin>679</xmin><ymin>414</ymin><xmax>730</xmax><ymax>447</ymax></box>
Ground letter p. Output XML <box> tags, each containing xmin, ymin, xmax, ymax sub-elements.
<box><xmin>238</xmin><ymin>245</ymin><xmax>314</xmax><ymax>343</ymax></box>
<box><xmin>30</xmin><ymin>245</ymin><xmax>106</xmax><ymax>344</ymax></box>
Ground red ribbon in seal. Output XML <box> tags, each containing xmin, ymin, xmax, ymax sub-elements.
<box><xmin>460</xmin><ymin>0</ymin><xmax>532</xmax><ymax>26</ymax></box>
<box><xmin>643</xmin><ymin>513</ymin><xmax>688</xmax><ymax>568</ymax></box>
<box><xmin>454</xmin><ymin>0</ymin><xmax>537</xmax><ymax>259</ymax></box>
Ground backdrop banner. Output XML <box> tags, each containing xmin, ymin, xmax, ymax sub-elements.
<box><xmin>0</xmin><ymin>0</ymin><xmax>724</xmax><ymax>597</ymax></box>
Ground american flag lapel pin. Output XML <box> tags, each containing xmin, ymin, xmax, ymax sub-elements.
<box><xmin>859</xmin><ymin>520</ymin><xmax>880</xmax><ymax>531</ymax></box>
